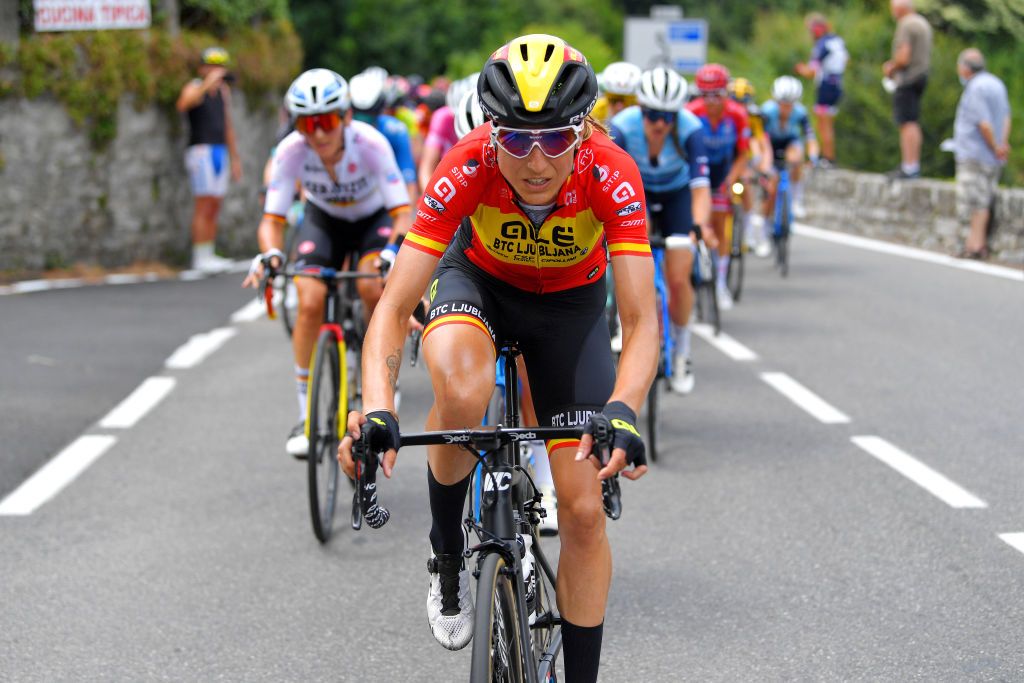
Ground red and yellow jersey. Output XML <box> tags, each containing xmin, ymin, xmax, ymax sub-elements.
<box><xmin>406</xmin><ymin>124</ymin><xmax>650</xmax><ymax>294</ymax></box>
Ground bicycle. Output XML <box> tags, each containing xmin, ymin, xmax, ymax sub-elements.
<box><xmin>771</xmin><ymin>166</ymin><xmax>793</xmax><ymax>278</ymax></box>
<box><xmin>352</xmin><ymin>343</ymin><xmax>622</xmax><ymax>682</ymax></box>
<box><xmin>643</xmin><ymin>233</ymin><xmax>689</xmax><ymax>463</ymax></box>
<box><xmin>724</xmin><ymin>182</ymin><xmax>746</xmax><ymax>302</ymax></box>
<box><xmin>260</xmin><ymin>258</ymin><xmax>380</xmax><ymax>544</ymax></box>
<box><xmin>690</xmin><ymin>225</ymin><xmax>720</xmax><ymax>336</ymax></box>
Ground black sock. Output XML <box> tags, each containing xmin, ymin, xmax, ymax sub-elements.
<box><xmin>427</xmin><ymin>466</ymin><xmax>470</xmax><ymax>556</ymax></box>
<box><xmin>562</xmin><ymin>619</ymin><xmax>603</xmax><ymax>683</ymax></box>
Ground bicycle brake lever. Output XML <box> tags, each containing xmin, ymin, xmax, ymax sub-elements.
<box><xmin>352</xmin><ymin>423</ymin><xmax>391</xmax><ymax>530</ymax></box>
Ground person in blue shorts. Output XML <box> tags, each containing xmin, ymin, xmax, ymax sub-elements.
<box><xmin>796</xmin><ymin>12</ymin><xmax>847</xmax><ymax>168</ymax></box>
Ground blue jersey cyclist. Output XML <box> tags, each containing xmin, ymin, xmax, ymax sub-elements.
<box><xmin>349</xmin><ymin>69</ymin><xmax>420</xmax><ymax>203</ymax></box>
<box><xmin>610</xmin><ymin>66</ymin><xmax>710</xmax><ymax>396</ymax></box>
<box><xmin>796</xmin><ymin>12</ymin><xmax>848</xmax><ymax>167</ymax></box>
<box><xmin>759</xmin><ymin>76</ymin><xmax>819</xmax><ymax>223</ymax></box>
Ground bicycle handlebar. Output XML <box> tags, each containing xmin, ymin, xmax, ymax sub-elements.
<box><xmin>647</xmin><ymin>234</ymin><xmax>693</xmax><ymax>250</ymax></box>
<box><xmin>352</xmin><ymin>424</ymin><xmax>622</xmax><ymax>530</ymax></box>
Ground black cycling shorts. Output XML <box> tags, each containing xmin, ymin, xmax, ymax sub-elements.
<box><xmin>292</xmin><ymin>202</ymin><xmax>392</xmax><ymax>269</ymax></box>
<box><xmin>646</xmin><ymin>187</ymin><xmax>694</xmax><ymax>237</ymax></box>
<box><xmin>893</xmin><ymin>76</ymin><xmax>927</xmax><ymax>125</ymax></box>
<box><xmin>423</xmin><ymin>254</ymin><xmax>615</xmax><ymax>436</ymax></box>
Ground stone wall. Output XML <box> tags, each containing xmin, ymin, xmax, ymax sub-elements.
<box><xmin>803</xmin><ymin>169</ymin><xmax>1024</xmax><ymax>265</ymax></box>
<box><xmin>0</xmin><ymin>92</ymin><xmax>278</xmax><ymax>273</ymax></box>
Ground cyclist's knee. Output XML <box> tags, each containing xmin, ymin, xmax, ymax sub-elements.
<box><xmin>557</xmin><ymin>494</ymin><xmax>606</xmax><ymax>546</ymax></box>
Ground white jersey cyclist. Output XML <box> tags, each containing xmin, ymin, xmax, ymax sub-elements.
<box><xmin>264</xmin><ymin>120</ymin><xmax>410</xmax><ymax>222</ymax></box>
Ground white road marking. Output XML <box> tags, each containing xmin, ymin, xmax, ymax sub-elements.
<box><xmin>230</xmin><ymin>298</ymin><xmax>266</xmax><ymax>323</ymax></box>
<box><xmin>165</xmin><ymin>327</ymin><xmax>238</xmax><ymax>369</ymax></box>
<box><xmin>794</xmin><ymin>223</ymin><xmax>1024</xmax><ymax>282</ymax></box>
<box><xmin>98</xmin><ymin>376</ymin><xmax>177</xmax><ymax>429</ymax></box>
<box><xmin>760</xmin><ymin>372</ymin><xmax>851</xmax><ymax>424</ymax></box>
<box><xmin>693</xmin><ymin>324</ymin><xmax>759</xmax><ymax>361</ymax></box>
<box><xmin>0</xmin><ymin>435</ymin><xmax>117</xmax><ymax>515</ymax></box>
<box><xmin>851</xmin><ymin>436</ymin><xmax>988</xmax><ymax>509</ymax></box>
<box><xmin>998</xmin><ymin>533</ymin><xmax>1024</xmax><ymax>556</ymax></box>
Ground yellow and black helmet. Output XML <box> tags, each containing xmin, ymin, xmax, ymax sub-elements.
<box><xmin>201</xmin><ymin>46</ymin><xmax>230</xmax><ymax>66</ymax></box>
<box><xmin>477</xmin><ymin>34</ymin><xmax>598</xmax><ymax>129</ymax></box>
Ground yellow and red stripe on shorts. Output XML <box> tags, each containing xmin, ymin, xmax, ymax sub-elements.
<box><xmin>421</xmin><ymin>313</ymin><xmax>496</xmax><ymax>359</ymax></box>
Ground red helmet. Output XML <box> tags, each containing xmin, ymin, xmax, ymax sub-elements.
<box><xmin>695</xmin><ymin>63</ymin><xmax>730</xmax><ymax>93</ymax></box>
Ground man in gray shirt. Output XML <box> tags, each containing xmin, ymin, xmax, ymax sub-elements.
<box><xmin>883</xmin><ymin>0</ymin><xmax>932</xmax><ymax>179</ymax></box>
<box><xmin>953</xmin><ymin>48</ymin><xmax>1011</xmax><ymax>259</ymax></box>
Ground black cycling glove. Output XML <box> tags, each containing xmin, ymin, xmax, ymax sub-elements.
<box><xmin>584</xmin><ymin>401</ymin><xmax>647</xmax><ymax>469</ymax></box>
<box><xmin>363</xmin><ymin>410</ymin><xmax>400</xmax><ymax>453</ymax></box>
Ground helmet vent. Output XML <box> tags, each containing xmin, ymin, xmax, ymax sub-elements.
<box><xmin>311</xmin><ymin>85</ymin><xmax>318</xmax><ymax>103</ymax></box>
<box><xmin>544</xmin><ymin>44</ymin><xmax>555</xmax><ymax>62</ymax></box>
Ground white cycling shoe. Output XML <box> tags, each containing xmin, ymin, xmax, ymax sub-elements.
<box><xmin>286</xmin><ymin>421</ymin><xmax>308</xmax><ymax>459</ymax></box>
<box><xmin>717</xmin><ymin>284</ymin><xmax>734</xmax><ymax>311</ymax></box>
<box><xmin>670</xmin><ymin>355</ymin><xmax>695</xmax><ymax>395</ymax></box>
<box><xmin>427</xmin><ymin>552</ymin><xmax>474</xmax><ymax>651</ymax></box>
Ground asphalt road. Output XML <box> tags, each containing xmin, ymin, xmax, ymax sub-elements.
<box><xmin>1</xmin><ymin>233</ymin><xmax>1022</xmax><ymax>682</ymax></box>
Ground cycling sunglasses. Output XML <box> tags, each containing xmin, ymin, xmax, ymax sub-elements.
<box><xmin>606</xmin><ymin>95</ymin><xmax>629</xmax><ymax>106</ymax></box>
<box><xmin>702</xmin><ymin>89</ymin><xmax>729</xmax><ymax>100</ymax></box>
<box><xmin>491</xmin><ymin>125</ymin><xmax>582</xmax><ymax>159</ymax></box>
<box><xmin>642</xmin><ymin>108</ymin><xmax>677</xmax><ymax>124</ymax></box>
<box><xmin>295</xmin><ymin>111</ymin><xmax>343</xmax><ymax>135</ymax></box>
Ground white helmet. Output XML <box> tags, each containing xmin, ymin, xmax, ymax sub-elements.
<box><xmin>446</xmin><ymin>72</ymin><xmax>480</xmax><ymax>111</ymax></box>
<box><xmin>454</xmin><ymin>89</ymin><xmax>487</xmax><ymax>139</ymax></box>
<box><xmin>360</xmin><ymin>65</ymin><xmax>389</xmax><ymax>84</ymax></box>
<box><xmin>349</xmin><ymin>70</ymin><xmax>386</xmax><ymax>112</ymax></box>
<box><xmin>600</xmin><ymin>62</ymin><xmax>642</xmax><ymax>97</ymax></box>
<box><xmin>772</xmin><ymin>75</ymin><xmax>803</xmax><ymax>103</ymax></box>
<box><xmin>637</xmin><ymin>67</ymin><xmax>688</xmax><ymax>112</ymax></box>
<box><xmin>285</xmin><ymin>68</ymin><xmax>350</xmax><ymax>116</ymax></box>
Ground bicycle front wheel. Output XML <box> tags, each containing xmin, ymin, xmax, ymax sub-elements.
<box><xmin>471</xmin><ymin>552</ymin><xmax>526</xmax><ymax>683</ymax></box>
<box><xmin>728</xmin><ymin>206</ymin><xmax>745</xmax><ymax>302</ymax></box>
<box><xmin>308</xmin><ymin>329</ymin><xmax>342</xmax><ymax>544</ymax></box>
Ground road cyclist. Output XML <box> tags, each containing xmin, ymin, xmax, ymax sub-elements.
<box><xmin>755</xmin><ymin>76</ymin><xmax>819</xmax><ymax>257</ymax></box>
<box><xmin>592</xmin><ymin>61</ymin><xmax>643</xmax><ymax>127</ymax></box>
<box><xmin>609</xmin><ymin>66</ymin><xmax>711</xmax><ymax>394</ymax></box>
<box><xmin>349</xmin><ymin>67</ymin><xmax>422</xmax><ymax>204</ymax></box>
<box><xmin>338</xmin><ymin>34</ymin><xmax>656</xmax><ymax>682</ymax></box>
<box><xmin>242</xmin><ymin>68</ymin><xmax>413</xmax><ymax>458</ymax></box>
<box><xmin>687</xmin><ymin>63</ymin><xmax>751</xmax><ymax>310</ymax></box>
<box><xmin>729</xmin><ymin>77</ymin><xmax>774</xmax><ymax>258</ymax></box>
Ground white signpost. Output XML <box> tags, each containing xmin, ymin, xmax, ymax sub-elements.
<box><xmin>34</xmin><ymin>0</ymin><xmax>151</xmax><ymax>32</ymax></box>
<box><xmin>624</xmin><ymin>8</ymin><xmax>708</xmax><ymax>74</ymax></box>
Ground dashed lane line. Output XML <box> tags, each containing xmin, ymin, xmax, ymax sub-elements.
<box><xmin>98</xmin><ymin>377</ymin><xmax>177</xmax><ymax>429</ymax></box>
<box><xmin>165</xmin><ymin>327</ymin><xmax>238</xmax><ymax>369</ymax></box>
<box><xmin>231</xmin><ymin>298</ymin><xmax>266</xmax><ymax>323</ymax></box>
<box><xmin>692</xmin><ymin>324</ymin><xmax>759</xmax><ymax>361</ymax></box>
<box><xmin>759</xmin><ymin>372</ymin><xmax>851</xmax><ymax>424</ymax></box>
<box><xmin>998</xmin><ymin>533</ymin><xmax>1024</xmax><ymax>556</ymax></box>
<box><xmin>0</xmin><ymin>435</ymin><xmax>118</xmax><ymax>515</ymax></box>
<box><xmin>851</xmin><ymin>436</ymin><xmax>988</xmax><ymax>509</ymax></box>
<box><xmin>794</xmin><ymin>223</ymin><xmax>1024</xmax><ymax>282</ymax></box>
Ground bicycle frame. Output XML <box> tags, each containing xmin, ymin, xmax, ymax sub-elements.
<box><xmin>650</xmin><ymin>245</ymin><xmax>674</xmax><ymax>380</ymax></box>
<box><xmin>773</xmin><ymin>167</ymin><xmax>791</xmax><ymax>239</ymax></box>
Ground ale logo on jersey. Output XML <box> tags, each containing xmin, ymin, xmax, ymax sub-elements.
<box><xmin>611</xmin><ymin>182</ymin><xmax>635</xmax><ymax>204</ymax></box>
<box><xmin>434</xmin><ymin>177</ymin><xmax>457</xmax><ymax>202</ymax></box>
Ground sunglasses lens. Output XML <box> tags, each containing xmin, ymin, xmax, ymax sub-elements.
<box><xmin>643</xmin><ymin>109</ymin><xmax>676</xmax><ymax>124</ymax></box>
<box><xmin>495</xmin><ymin>128</ymin><xmax>578</xmax><ymax>158</ymax></box>
<box><xmin>296</xmin><ymin>112</ymin><xmax>341</xmax><ymax>134</ymax></box>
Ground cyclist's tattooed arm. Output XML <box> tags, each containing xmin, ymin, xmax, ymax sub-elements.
<box><xmin>386</xmin><ymin>347</ymin><xmax>402</xmax><ymax>392</ymax></box>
